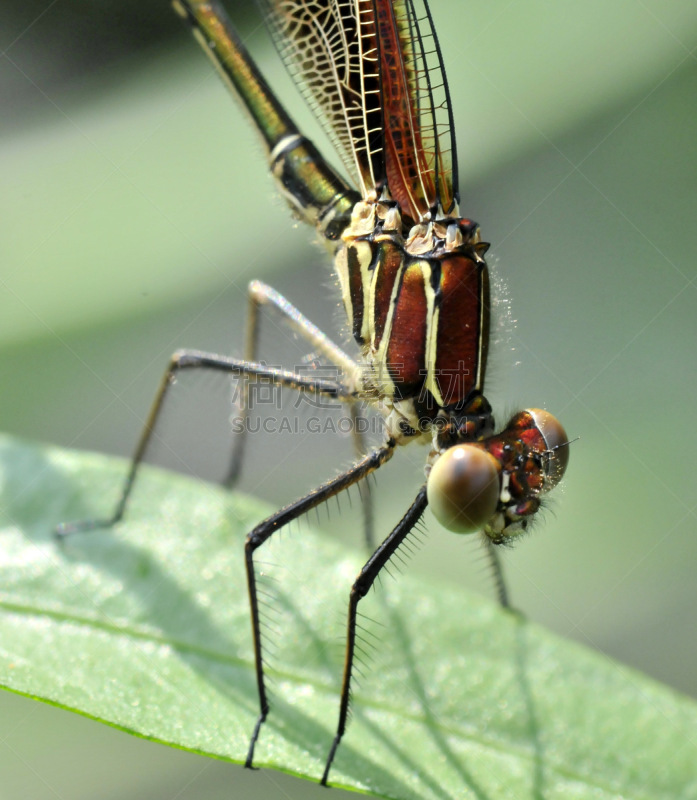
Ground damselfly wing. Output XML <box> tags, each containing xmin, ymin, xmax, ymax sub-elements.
<box><xmin>58</xmin><ymin>0</ymin><xmax>570</xmax><ymax>786</ymax></box>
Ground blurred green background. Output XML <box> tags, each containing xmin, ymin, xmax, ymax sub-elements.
<box><xmin>2</xmin><ymin>0</ymin><xmax>697</xmax><ymax>797</ymax></box>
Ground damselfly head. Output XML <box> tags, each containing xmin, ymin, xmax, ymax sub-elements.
<box><xmin>427</xmin><ymin>408</ymin><xmax>569</xmax><ymax>543</ymax></box>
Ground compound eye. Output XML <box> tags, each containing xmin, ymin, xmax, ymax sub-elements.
<box><xmin>427</xmin><ymin>445</ymin><xmax>500</xmax><ymax>533</ymax></box>
<box><xmin>528</xmin><ymin>408</ymin><xmax>570</xmax><ymax>490</ymax></box>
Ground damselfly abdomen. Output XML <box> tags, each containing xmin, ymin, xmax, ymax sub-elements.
<box><xmin>58</xmin><ymin>0</ymin><xmax>570</xmax><ymax>786</ymax></box>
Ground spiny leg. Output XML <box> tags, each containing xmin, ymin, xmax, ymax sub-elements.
<box><xmin>224</xmin><ymin>281</ymin><xmax>375</xmax><ymax>547</ymax></box>
<box><xmin>55</xmin><ymin>349</ymin><xmax>352</xmax><ymax>537</ymax></box>
<box><xmin>348</xmin><ymin>402</ymin><xmax>375</xmax><ymax>549</ymax></box>
<box><xmin>321</xmin><ymin>486</ymin><xmax>429</xmax><ymax>786</ymax></box>
<box><xmin>244</xmin><ymin>441</ymin><xmax>397</xmax><ymax>770</ymax></box>
<box><xmin>483</xmin><ymin>537</ymin><xmax>510</xmax><ymax>608</ymax></box>
<box><xmin>225</xmin><ymin>280</ymin><xmax>362</xmax><ymax>487</ymax></box>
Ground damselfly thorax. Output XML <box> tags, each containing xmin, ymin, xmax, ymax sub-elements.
<box><xmin>57</xmin><ymin>0</ymin><xmax>571</xmax><ymax>786</ymax></box>
<box><xmin>336</xmin><ymin>195</ymin><xmax>489</xmax><ymax>432</ymax></box>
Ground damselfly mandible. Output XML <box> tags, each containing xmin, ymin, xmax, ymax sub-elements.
<box><xmin>58</xmin><ymin>0</ymin><xmax>570</xmax><ymax>786</ymax></box>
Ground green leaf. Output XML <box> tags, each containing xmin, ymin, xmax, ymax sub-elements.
<box><xmin>0</xmin><ymin>434</ymin><xmax>696</xmax><ymax>799</ymax></box>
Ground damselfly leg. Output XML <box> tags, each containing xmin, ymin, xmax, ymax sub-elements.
<box><xmin>320</xmin><ymin>486</ymin><xmax>428</xmax><ymax>784</ymax></box>
<box><xmin>244</xmin><ymin>440</ymin><xmax>397</xmax><ymax>774</ymax></box>
<box><xmin>224</xmin><ymin>280</ymin><xmax>374</xmax><ymax>547</ymax></box>
<box><xmin>55</xmin><ymin>349</ymin><xmax>357</xmax><ymax>537</ymax></box>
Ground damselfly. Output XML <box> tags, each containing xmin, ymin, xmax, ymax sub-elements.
<box><xmin>58</xmin><ymin>0</ymin><xmax>570</xmax><ymax>786</ymax></box>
